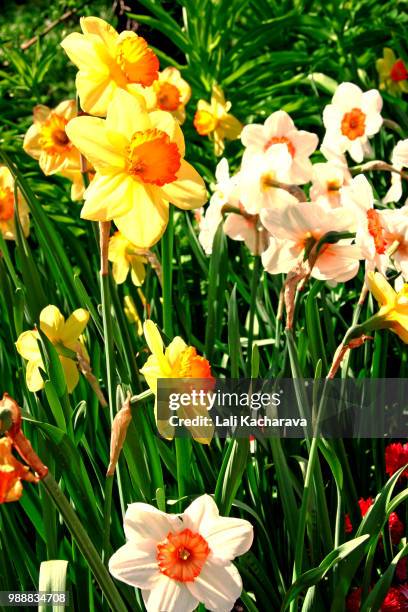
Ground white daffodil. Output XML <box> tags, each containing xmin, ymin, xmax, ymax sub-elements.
<box><xmin>109</xmin><ymin>494</ymin><xmax>253</xmax><ymax>612</ymax></box>
<box><xmin>322</xmin><ymin>82</ymin><xmax>383</xmax><ymax>163</ymax></box>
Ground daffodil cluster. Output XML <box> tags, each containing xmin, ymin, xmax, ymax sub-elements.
<box><xmin>198</xmin><ymin>82</ymin><xmax>408</xmax><ymax>289</ymax></box>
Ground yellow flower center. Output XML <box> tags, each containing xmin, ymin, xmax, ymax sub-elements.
<box><xmin>155</xmin><ymin>82</ymin><xmax>181</xmax><ymax>111</ymax></box>
<box><xmin>39</xmin><ymin>113</ymin><xmax>71</xmax><ymax>154</ymax></box>
<box><xmin>341</xmin><ymin>108</ymin><xmax>366</xmax><ymax>140</ymax></box>
<box><xmin>115</xmin><ymin>33</ymin><xmax>159</xmax><ymax>86</ymax></box>
<box><xmin>327</xmin><ymin>180</ymin><xmax>340</xmax><ymax>192</ymax></box>
<box><xmin>0</xmin><ymin>186</ymin><xmax>14</xmax><ymax>221</ymax></box>
<box><xmin>260</xmin><ymin>171</ymin><xmax>277</xmax><ymax>191</ymax></box>
<box><xmin>157</xmin><ymin>529</ymin><xmax>210</xmax><ymax>582</ymax></box>
<box><xmin>127</xmin><ymin>128</ymin><xmax>181</xmax><ymax>186</ymax></box>
<box><xmin>193</xmin><ymin>110</ymin><xmax>218</xmax><ymax>135</ymax></box>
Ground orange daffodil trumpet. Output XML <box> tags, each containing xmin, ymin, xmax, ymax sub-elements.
<box><xmin>139</xmin><ymin>320</ymin><xmax>214</xmax><ymax>443</ymax></box>
<box><xmin>66</xmin><ymin>89</ymin><xmax>207</xmax><ymax>248</ymax></box>
<box><xmin>0</xmin><ymin>437</ymin><xmax>38</xmax><ymax>503</ymax></box>
<box><xmin>16</xmin><ymin>305</ymin><xmax>89</xmax><ymax>393</ymax></box>
<box><xmin>365</xmin><ymin>272</ymin><xmax>408</xmax><ymax>343</ymax></box>
<box><xmin>153</xmin><ymin>67</ymin><xmax>191</xmax><ymax>124</ymax></box>
<box><xmin>194</xmin><ymin>85</ymin><xmax>242</xmax><ymax>155</ymax></box>
<box><xmin>109</xmin><ymin>494</ymin><xmax>253</xmax><ymax>612</ymax></box>
<box><xmin>60</xmin><ymin>17</ymin><xmax>159</xmax><ymax>116</ymax></box>
<box><xmin>322</xmin><ymin>82</ymin><xmax>383</xmax><ymax>163</ymax></box>
<box><xmin>23</xmin><ymin>101</ymin><xmax>81</xmax><ymax>175</ymax></box>
<box><xmin>0</xmin><ymin>166</ymin><xmax>29</xmax><ymax>240</ymax></box>
<box><xmin>376</xmin><ymin>48</ymin><xmax>408</xmax><ymax>97</ymax></box>
<box><xmin>108</xmin><ymin>231</ymin><xmax>147</xmax><ymax>286</ymax></box>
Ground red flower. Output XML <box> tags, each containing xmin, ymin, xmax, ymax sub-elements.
<box><xmin>346</xmin><ymin>587</ymin><xmax>362</xmax><ymax>611</ymax></box>
<box><xmin>388</xmin><ymin>512</ymin><xmax>404</xmax><ymax>545</ymax></box>
<box><xmin>381</xmin><ymin>585</ymin><xmax>408</xmax><ymax>611</ymax></box>
<box><xmin>385</xmin><ymin>443</ymin><xmax>408</xmax><ymax>479</ymax></box>
<box><xmin>345</xmin><ymin>498</ymin><xmax>374</xmax><ymax>533</ymax></box>
<box><xmin>396</xmin><ymin>558</ymin><xmax>407</xmax><ymax>582</ymax></box>
<box><xmin>347</xmin><ymin>585</ymin><xmax>408</xmax><ymax>611</ymax></box>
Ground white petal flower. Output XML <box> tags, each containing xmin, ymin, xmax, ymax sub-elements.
<box><xmin>109</xmin><ymin>494</ymin><xmax>253</xmax><ymax>612</ymax></box>
<box><xmin>310</xmin><ymin>161</ymin><xmax>350</xmax><ymax>207</ymax></box>
<box><xmin>261</xmin><ymin>200</ymin><xmax>360</xmax><ymax>282</ymax></box>
<box><xmin>384</xmin><ymin>139</ymin><xmax>408</xmax><ymax>204</ymax></box>
<box><xmin>322</xmin><ymin>82</ymin><xmax>383</xmax><ymax>163</ymax></box>
<box><xmin>241</xmin><ymin>110</ymin><xmax>318</xmax><ymax>184</ymax></box>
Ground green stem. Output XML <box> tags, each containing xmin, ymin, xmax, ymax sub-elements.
<box><xmin>42</xmin><ymin>473</ymin><xmax>131</xmax><ymax>612</ymax></box>
<box><xmin>102</xmin><ymin>475</ymin><xmax>114</xmax><ymax>565</ymax></box>
<box><xmin>247</xmin><ymin>255</ymin><xmax>260</xmax><ymax>375</ymax></box>
<box><xmin>161</xmin><ymin>205</ymin><xmax>174</xmax><ymax>338</ymax></box>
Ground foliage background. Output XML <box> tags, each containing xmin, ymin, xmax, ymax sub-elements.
<box><xmin>0</xmin><ymin>0</ymin><xmax>408</xmax><ymax>610</ymax></box>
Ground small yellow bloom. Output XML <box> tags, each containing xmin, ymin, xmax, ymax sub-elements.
<box><xmin>16</xmin><ymin>305</ymin><xmax>89</xmax><ymax>393</ymax></box>
<box><xmin>0</xmin><ymin>166</ymin><xmax>29</xmax><ymax>240</ymax></box>
<box><xmin>124</xmin><ymin>295</ymin><xmax>143</xmax><ymax>335</ymax></box>
<box><xmin>108</xmin><ymin>231</ymin><xmax>147</xmax><ymax>286</ymax></box>
<box><xmin>140</xmin><ymin>320</ymin><xmax>214</xmax><ymax>443</ymax></box>
<box><xmin>61</xmin><ymin>16</ymin><xmax>159</xmax><ymax>116</ymax></box>
<box><xmin>193</xmin><ymin>84</ymin><xmax>242</xmax><ymax>155</ymax></box>
<box><xmin>0</xmin><ymin>438</ymin><xmax>37</xmax><ymax>503</ymax></box>
<box><xmin>23</xmin><ymin>101</ymin><xmax>81</xmax><ymax>175</ymax></box>
<box><xmin>366</xmin><ymin>272</ymin><xmax>408</xmax><ymax>342</ymax></box>
<box><xmin>152</xmin><ymin>67</ymin><xmax>191</xmax><ymax>124</ymax></box>
<box><xmin>66</xmin><ymin>89</ymin><xmax>207</xmax><ymax>248</ymax></box>
<box><xmin>376</xmin><ymin>48</ymin><xmax>408</xmax><ymax>96</ymax></box>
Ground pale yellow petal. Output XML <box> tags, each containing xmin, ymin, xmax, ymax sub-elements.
<box><xmin>60</xmin><ymin>309</ymin><xmax>89</xmax><ymax>344</ymax></box>
<box><xmin>66</xmin><ymin>116</ymin><xmax>125</xmax><ymax>171</ymax></box>
<box><xmin>81</xmin><ymin>172</ymin><xmax>135</xmax><ymax>221</ymax></box>
<box><xmin>76</xmin><ymin>72</ymin><xmax>118</xmax><ymax>117</ymax></box>
<box><xmin>23</xmin><ymin>124</ymin><xmax>42</xmax><ymax>160</ymax></box>
<box><xmin>54</xmin><ymin>100</ymin><xmax>77</xmax><ymax>121</ymax></box>
<box><xmin>80</xmin><ymin>16</ymin><xmax>118</xmax><ymax>53</ymax></box>
<box><xmin>366</xmin><ymin>272</ymin><xmax>396</xmax><ymax>307</ymax></box>
<box><xmin>130</xmin><ymin>258</ymin><xmax>146</xmax><ymax>286</ymax></box>
<box><xmin>160</xmin><ymin>160</ymin><xmax>207</xmax><ymax>210</ymax></box>
<box><xmin>106</xmin><ymin>89</ymin><xmax>151</xmax><ymax>136</ymax></box>
<box><xmin>60</xmin><ymin>356</ymin><xmax>79</xmax><ymax>393</ymax></box>
<box><xmin>114</xmin><ymin>183</ymin><xmax>169</xmax><ymax>248</ymax></box>
<box><xmin>26</xmin><ymin>360</ymin><xmax>45</xmax><ymax>392</ymax></box>
<box><xmin>39</xmin><ymin>305</ymin><xmax>65</xmax><ymax>342</ymax></box>
<box><xmin>143</xmin><ymin>320</ymin><xmax>165</xmax><ymax>357</ymax></box>
<box><xmin>15</xmin><ymin>330</ymin><xmax>40</xmax><ymax>361</ymax></box>
<box><xmin>165</xmin><ymin>337</ymin><xmax>187</xmax><ymax>367</ymax></box>
<box><xmin>112</xmin><ymin>259</ymin><xmax>130</xmax><ymax>284</ymax></box>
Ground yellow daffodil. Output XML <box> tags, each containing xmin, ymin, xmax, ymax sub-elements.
<box><xmin>123</xmin><ymin>295</ymin><xmax>143</xmax><ymax>335</ymax></box>
<box><xmin>23</xmin><ymin>101</ymin><xmax>81</xmax><ymax>175</ymax></box>
<box><xmin>108</xmin><ymin>231</ymin><xmax>147</xmax><ymax>286</ymax></box>
<box><xmin>61</xmin><ymin>16</ymin><xmax>159</xmax><ymax>117</ymax></box>
<box><xmin>366</xmin><ymin>272</ymin><xmax>408</xmax><ymax>342</ymax></box>
<box><xmin>152</xmin><ymin>67</ymin><xmax>191</xmax><ymax>124</ymax></box>
<box><xmin>0</xmin><ymin>438</ymin><xmax>37</xmax><ymax>503</ymax></box>
<box><xmin>0</xmin><ymin>166</ymin><xmax>29</xmax><ymax>240</ymax></box>
<box><xmin>193</xmin><ymin>84</ymin><xmax>242</xmax><ymax>155</ymax></box>
<box><xmin>140</xmin><ymin>320</ymin><xmax>214</xmax><ymax>443</ymax></box>
<box><xmin>65</xmin><ymin>89</ymin><xmax>207</xmax><ymax>248</ymax></box>
<box><xmin>376</xmin><ymin>48</ymin><xmax>408</xmax><ymax>96</ymax></box>
<box><xmin>16</xmin><ymin>305</ymin><xmax>89</xmax><ymax>393</ymax></box>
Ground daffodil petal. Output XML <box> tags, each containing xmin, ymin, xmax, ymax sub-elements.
<box><xmin>15</xmin><ymin>330</ymin><xmax>40</xmax><ymax>361</ymax></box>
<box><xmin>106</xmin><ymin>89</ymin><xmax>151</xmax><ymax>136</ymax></box>
<box><xmin>60</xmin><ymin>309</ymin><xmax>89</xmax><ymax>344</ymax></box>
<box><xmin>130</xmin><ymin>258</ymin><xmax>146</xmax><ymax>286</ymax></box>
<box><xmin>366</xmin><ymin>271</ymin><xmax>396</xmax><ymax>307</ymax></box>
<box><xmin>40</xmin><ymin>305</ymin><xmax>65</xmax><ymax>342</ymax></box>
<box><xmin>66</xmin><ymin>116</ymin><xmax>125</xmax><ymax>171</ymax></box>
<box><xmin>26</xmin><ymin>360</ymin><xmax>45</xmax><ymax>392</ymax></box>
<box><xmin>114</xmin><ymin>184</ymin><xmax>169</xmax><ymax>248</ymax></box>
<box><xmin>80</xmin><ymin>16</ymin><xmax>118</xmax><ymax>52</ymax></box>
<box><xmin>60</xmin><ymin>356</ymin><xmax>79</xmax><ymax>393</ymax></box>
<box><xmin>165</xmin><ymin>337</ymin><xmax>187</xmax><ymax>367</ymax></box>
<box><xmin>160</xmin><ymin>160</ymin><xmax>207</xmax><ymax>211</ymax></box>
<box><xmin>81</xmin><ymin>172</ymin><xmax>135</xmax><ymax>221</ymax></box>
